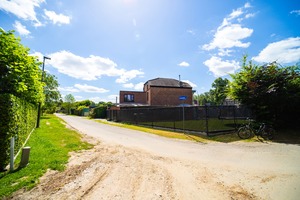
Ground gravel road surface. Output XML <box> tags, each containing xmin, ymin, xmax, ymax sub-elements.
<box><xmin>11</xmin><ymin>114</ymin><xmax>300</xmax><ymax>200</ymax></box>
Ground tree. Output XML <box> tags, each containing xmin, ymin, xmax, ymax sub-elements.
<box><xmin>211</xmin><ymin>77</ymin><xmax>229</xmax><ymax>105</ymax></box>
<box><xmin>228</xmin><ymin>58</ymin><xmax>300</xmax><ymax>127</ymax></box>
<box><xmin>194</xmin><ymin>91</ymin><xmax>214</xmax><ymax>105</ymax></box>
<box><xmin>64</xmin><ymin>94</ymin><xmax>75</xmax><ymax>114</ymax></box>
<box><xmin>74</xmin><ymin>100</ymin><xmax>95</xmax><ymax>108</ymax></box>
<box><xmin>0</xmin><ymin>29</ymin><xmax>43</xmax><ymax>104</ymax></box>
<box><xmin>42</xmin><ymin>72</ymin><xmax>61</xmax><ymax>113</ymax></box>
<box><xmin>194</xmin><ymin>78</ymin><xmax>229</xmax><ymax>106</ymax></box>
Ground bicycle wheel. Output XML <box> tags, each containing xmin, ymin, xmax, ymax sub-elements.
<box><xmin>237</xmin><ymin>126</ymin><xmax>252</xmax><ymax>139</ymax></box>
<box><xmin>262</xmin><ymin>128</ymin><xmax>275</xmax><ymax>140</ymax></box>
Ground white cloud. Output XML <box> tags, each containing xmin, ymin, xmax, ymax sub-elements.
<box><xmin>58</xmin><ymin>86</ymin><xmax>80</xmax><ymax>93</ymax></box>
<box><xmin>13</xmin><ymin>21</ymin><xmax>30</xmax><ymax>36</ymax></box>
<box><xmin>252</xmin><ymin>37</ymin><xmax>300</xmax><ymax>64</ymax></box>
<box><xmin>59</xmin><ymin>84</ymin><xmax>108</xmax><ymax>94</ymax></box>
<box><xmin>44</xmin><ymin>9</ymin><xmax>71</xmax><ymax>25</ymax></box>
<box><xmin>47</xmin><ymin>50</ymin><xmax>143</xmax><ymax>82</ymax></box>
<box><xmin>116</xmin><ymin>69</ymin><xmax>144</xmax><ymax>83</ymax></box>
<box><xmin>203</xmin><ymin>56</ymin><xmax>240</xmax><ymax>77</ymax></box>
<box><xmin>178</xmin><ymin>61</ymin><xmax>190</xmax><ymax>67</ymax></box>
<box><xmin>0</xmin><ymin>0</ymin><xmax>43</xmax><ymax>26</ymax></box>
<box><xmin>218</xmin><ymin>49</ymin><xmax>233</xmax><ymax>57</ymax></box>
<box><xmin>122</xmin><ymin>82</ymin><xmax>144</xmax><ymax>90</ymax></box>
<box><xmin>187</xmin><ymin>29</ymin><xmax>196</xmax><ymax>35</ymax></box>
<box><xmin>182</xmin><ymin>80</ymin><xmax>197</xmax><ymax>88</ymax></box>
<box><xmin>132</xmin><ymin>18</ymin><xmax>137</xmax><ymax>26</ymax></box>
<box><xmin>290</xmin><ymin>10</ymin><xmax>300</xmax><ymax>16</ymax></box>
<box><xmin>228</xmin><ymin>8</ymin><xmax>243</xmax><ymax>20</ymax></box>
<box><xmin>74</xmin><ymin>84</ymin><xmax>108</xmax><ymax>93</ymax></box>
<box><xmin>123</xmin><ymin>83</ymin><xmax>134</xmax><ymax>88</ymax></box>
<box><xmin>202</xmin><ymin>3</ymin><xmax>253</xmax><ymax>54</ymax></box>
<box><xmin>134</xmin><ymin>82</ymin><xmax>144</xmax><ymax>90</ymax></box>
<box><xmin>245</xmin><ymin>13</ymin><xmax>255</xmax><ymax>19</ymax></box>
<box><xmin>244</xmin><ymin>2</ymin><xmax>251</xmax><ymax>8</ymax></box>
<box><xmin>203</xmin><ymin>24</ymin><xmax>253</xmax><ymax>51</ymax></box>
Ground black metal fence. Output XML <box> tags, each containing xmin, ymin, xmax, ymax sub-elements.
<box><xmin>107</xmin><ymin>105</ymin><xmax>252</xmax><ymax>136</ymax></box>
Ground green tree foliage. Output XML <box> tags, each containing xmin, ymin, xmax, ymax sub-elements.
<box><xmin>194</xmin><ymin>78</ymin><xmax>229</xmax><ymax>106</ymax></box>
<box><xmin>194</xmin><ymin>92</ymin><xmax>214</xmax><ymax>105</ymax></box>
<box><xmin>0</xmin><ymin>29</ymin><xmax>43</xmax><ymax>104</ymax></box>
<box><xmin>64</xmin><ymin>94</ymin><xmax>75</xmax><ymax>114</ymax></box>
<box><xmin>42</xmin><ymin>72</ymin><xmax>61</xmax><ymax>114</ymax></box>
<box><xmin>228</xmin><ymin>58</ymin><xmax>300</xmax><ymax>127</ymax></box>
<box><xmin>74</xmin><ymin>99</ymin><xmax>95</xmax><ymax>108</ymax></box>
<box><xmin>211</xmin><ymin>77</ymin><xmax>229</xmax><ymax>105</ymax></box>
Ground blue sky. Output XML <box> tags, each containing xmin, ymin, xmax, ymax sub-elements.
<box><xmin>1</xmin><ymin>0</ymin><xmax>300</xmax><ymax>103</ymax></box>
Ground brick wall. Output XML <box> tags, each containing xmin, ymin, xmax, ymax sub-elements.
<box><xmin>119</xmin><ymin>91</ymin><xmax>147</xmax><ymax>104</ymax></box>
<box><xmin>148</xmin><ymin>86</ymin><xmax>192</xmax><ymax>106</ymax></box>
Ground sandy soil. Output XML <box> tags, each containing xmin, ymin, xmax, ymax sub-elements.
<box><xmin>8</xmin><ymin>117</ymin><xmax>300</xmax><ymax>200</ymax></box>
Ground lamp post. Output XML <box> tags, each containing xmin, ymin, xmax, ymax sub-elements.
<box><xmin>36</xmin><ymin>56</ymin><xmax>51</xmax><ymax>128</ymax></box>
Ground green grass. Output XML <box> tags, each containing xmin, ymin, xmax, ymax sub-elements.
<box><xmin>140</xmin><ymin>118</ymin><xmax>245</xmax><ymax>133</ymax></box>
<box><xmin>0</xmin><ymin>114</ymin><xmax>93</xmax><ymax>198</ymax></box>
<box><xmin>94</xmin><ymin>119</ymin><xmax>247</xmax><ymax>143</ymax></box>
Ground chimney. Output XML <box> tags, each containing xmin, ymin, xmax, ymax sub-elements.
<box><xmin>179</xmin><ymin>75</ymin><xmax>183</xmax><ymax>87</ymax></box>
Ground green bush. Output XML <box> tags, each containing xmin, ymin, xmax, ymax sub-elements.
<box><xmin>0</xmin><ymin>94</ymin><xmax>37</xmax><ymax>169</ymax></box>
<box><xmin>90</xmin><ymin>106</ymin><xmax>107</xmax><ymax>118</ymax></box>
<box><xmin>74</xmin><ymin>106</ymin><xmax>89</xmax><ymax>116</ymax></box>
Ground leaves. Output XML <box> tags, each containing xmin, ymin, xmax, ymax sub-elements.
<box><xmin>0</xmin><ymin>29</ymin><xmax>43</xmax><ymax>104</ymax></box>
<box><xmin>228</xmin><ymin>58</ymin><xmax>300</xmax><ymax>127</ymax></box>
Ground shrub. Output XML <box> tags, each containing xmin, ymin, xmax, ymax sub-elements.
<box><xmin>90</xmin><ymin>106</ymin><xmax>107</xmax><ymax>118</ymax></box>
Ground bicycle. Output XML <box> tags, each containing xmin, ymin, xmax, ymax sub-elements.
<box><xmin>237</xmin><ymin>118</ymin><xmax>275</xmax><ymax>140</ymax></box>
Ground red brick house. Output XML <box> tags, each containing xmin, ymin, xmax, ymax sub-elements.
<box><xmin>119</xmin><ymin>78</ymin><xmax>193</xmax><ymax>106</ymax></box>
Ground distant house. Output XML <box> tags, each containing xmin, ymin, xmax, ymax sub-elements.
<box><xmin>119</xmin><ymin>78</ymin><xmax>193</xmax><ymax>106</ymax></box>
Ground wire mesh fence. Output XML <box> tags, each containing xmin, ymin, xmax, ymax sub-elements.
<box><xmin>107</xmin><ymin>105</ymin><xmax>252</xmax><ymax>136</ymax></box>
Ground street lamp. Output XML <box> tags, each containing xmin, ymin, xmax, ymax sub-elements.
<box><xmin>36</xmin><ymin>56</ymin><xmax>51</xmax><ymax>128</ymax></box>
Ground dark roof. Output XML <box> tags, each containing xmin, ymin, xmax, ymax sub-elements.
<box><xmin>145</xmin><ymin>78</ymin><xmax>192</xmax><ymax>88</ymax></box>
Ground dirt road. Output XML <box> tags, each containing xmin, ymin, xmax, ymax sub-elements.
<box><xmin>12</xmin><ymin>114</ymin><xmax>300</xmax><ymax>200</ymax></box>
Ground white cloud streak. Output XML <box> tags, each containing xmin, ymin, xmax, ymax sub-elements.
<box><xmin>252</xmin><ymin>37</ymin><xmax>300</xmax><ymax>64</ymax></box>
<box><xmin>48</xmin><ymin>50</ymin><xmax>144</xmax><ymax>82</ymax></box>
<box><xmin>202</xmin><ymin>2</ymin><xmax>253</xmax><ymax>77</ymax></box>
<box><xmin>59</xmin><ymin>84</ymin><xmax>109</xmax><ymax>93</ymax></box>
<box><xmin>74</xmin><ymin>84</ymin><xmax>109</xmax><ymax>93</ymax></box>
<box><xmin>0</xmin><ymin>0</ymin><xmax>44</xmax><ymax>26</ymax></box>
<box><xmin>44</xmin><ymin>9</ymin><xmax>71</xmax><ymax>25</ymax></box>
<box><xmin>290</xmin><ymin>10</ymin><xmax>300</xmax><ymax>16</ymax></box>
<box><xmin>13</xmin><ymin>21</ymin><xmax>30</xmax><ymax>36</ymax></box>
<box><xmin>178</xmin><ymin>61</ymin><xmax>190</xmax><ymax>67</ymax></box>
<box><xmin>203</xmin><ymin>56</ymin><xmax>240</xmax><ymax>77</ymax></box>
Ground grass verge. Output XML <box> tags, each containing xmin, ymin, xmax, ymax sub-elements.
<box><xmin>94</xmin><ymin>119</ymin><xmax>244</xmax><ymax>143</ymax></box>
<box><xmin>0</xmin><ymin>114</ymin><xmax>93</xmax><ymax>198</ymax></box>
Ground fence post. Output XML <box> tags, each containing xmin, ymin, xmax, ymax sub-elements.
<box><xmin>205</xmin><ymin>105</ymin><xmax>209</xmax><ymax>136</ymax></box>
<box><xmin>10</xmin><ymin>137</ymin><xmax>14</xmax><ymax>171</ymax></box>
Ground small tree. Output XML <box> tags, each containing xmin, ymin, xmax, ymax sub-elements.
<box><xmin>43</xmin><ymin>72</ymin><xmax>61</xmax><ymax>113</ymax></box>
<box><xmin>64</xmin><ymin>94</ymin><xmax>75</xmax><ymax>115</ymax></box>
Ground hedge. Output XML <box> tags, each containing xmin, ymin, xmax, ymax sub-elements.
<box><xmin>90</xmin><ymin>106</ymin><xmax>107</xmax><ymax>118</ymax></box>
<box><xmin>0</xmin><ymin>94</ymin><xmax>37</xmax><ymax>169</ymax></box>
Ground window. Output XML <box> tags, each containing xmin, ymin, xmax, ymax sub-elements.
<box><xmin>124</xmin><ymin>94</ymin><xmax>134</xmax><ymax>102</ymax></box>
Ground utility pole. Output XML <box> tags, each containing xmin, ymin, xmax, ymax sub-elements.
<box><xmin>36</xmin><ymin>56</ymin><xmax>51</xmax><ymax>128</ymax></box>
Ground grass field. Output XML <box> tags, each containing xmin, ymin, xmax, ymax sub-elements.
<box><xmin>0</xmin><ymin>114</ymin><xmax>93</xmax><ymax>198</ymax></box>
<box><xmin>94</xmin><ymin>119</ymin><xmax>245</xmax><ymax>143</ymax></box>
<box><xmin>130</xmin><ymin>118</ymin><xmax>247</xmax><ymax>133</ymax></box>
